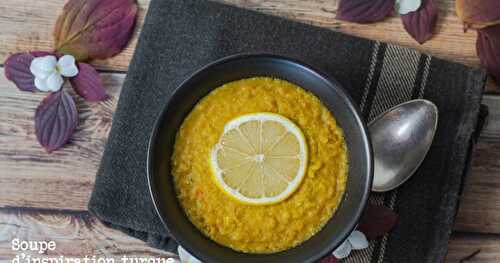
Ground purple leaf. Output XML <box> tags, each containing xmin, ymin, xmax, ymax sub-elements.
<box><xmin>477</xmin><ymin>24</ymin><xmax>500</xmax><ymax>84</ymax></box>
<box><xmin>4</xmin><ymin>53</ymin><xmax>36</xmax><ymax>92</ymax></box>
<box><xmin>30</xmin><ymin>51</ymin><xmax>54</xmax><ymax>57</ymax></box>
<box><xmin>53</xmin><ymin>0</ymin><xmax>138</xmax><ymax>61</ymax></box>
<box><xmin>401</xmin><ymin>0</ymin><xmax>439</xmax><ymax>44</ymax></box>
<box><xmin>4</xmin><ymin>52</ymin><xmax>56</xmax><ymax>92</ymax></box>
<box><xmin>70</xmin><ymin>63</ymin><xmax>108</xmax><ymax>102</ymax></box>
<box><xmin>35</xmin><ymin>90</ymin><xmax>78</xmax><ymax>152</ymax></box>
<box><xmin>456</xmin><ymin>0</ymin><xmax>500</xmax><ymax>30</ymax></box>
<box><xmin>358</xmin><ymin>204</ymin><xmax>398</xmax><ymax>239</ymax></box>
<box><xmin>336</xmin><ymin>0</ymin><xmax>396</xmax><ymax>23</ymax></box>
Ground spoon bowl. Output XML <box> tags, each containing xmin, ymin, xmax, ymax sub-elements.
<box><xmin>370</xmin><ymin>99</ymin><xmax>438</xmax><ymax>192</ymax></box>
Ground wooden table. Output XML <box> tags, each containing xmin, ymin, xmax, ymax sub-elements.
<box><xmin>1</xmin><ymin>0</ymin><xmax>499</xmax><ymax>262</ymax></box>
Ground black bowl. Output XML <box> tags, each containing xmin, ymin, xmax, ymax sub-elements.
<box><xmin>147</xmin><ymin>54</ymin><xmax>373</xmax><ymax>263</ymax></box>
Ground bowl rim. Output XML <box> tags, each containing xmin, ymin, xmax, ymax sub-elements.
<box><xmin>147</xmin><ymin>53</ymin><xmax>373</xmax><ymax>262</ymax></box>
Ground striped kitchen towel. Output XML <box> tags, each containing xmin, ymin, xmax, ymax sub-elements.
<box><xmin>88</xmin><ymin>0</ymin><xmax>487</xmax><ymax>262</ymax></box>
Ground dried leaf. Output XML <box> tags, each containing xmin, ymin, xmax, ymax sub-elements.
<box><xmin>401</xmin><ymin>0</ymin><xmax>438</xmax><ymax>44</ymax></box>
<box><xmin>4</xmin><ymin>52</ymin><xmax>53</xmax><ymax>92</ymax></box>
<box><xmin>456</xmin><ymin>0</ymin><xmax>500</xmax><ymax>29</ymax></box>
<box><xmin>358</xmin><ymin>204</ymin><xmax>398</xmax><ymax>239</ymax></box>
<box><xmin>336</xmin><ymin>0</ymin><xmax>396</xmax><ymax>23</ymax></box>
<box><xmin>70</xmin><ymin>63</ymin><xmax>108</xmax><ymax>102</ymax></box>
<box><xmin>54</xmin><ymin>0</ymin><xmax>138</xmax><ymax>61</ymax></box>
<box><xmin>477</xmin><ymin>24</ymin><xmax>500</xmax><ymax>84</ymax></box>
<box><xmin>35</xmin><ymin>90</ymin><xmax>78</xmax><ymax>152</ymax></box>
<box><xmin>319</xmin><ymin>256</ymin><xmax>340</xmax><ymax>263</ymax></box>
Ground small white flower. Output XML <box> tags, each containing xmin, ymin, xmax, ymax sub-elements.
<box><xmin>177</xmin><ymin>245</ymin><xmax>202</xmax><ymax>263</ymax></box>
<box><xmin>333</xmin><ymin>230</ymin><xmax>369</xmax><ymax>259</ymax></box>
<box><xmin>30</xmin><ymin>55</ymin><xmax>79</xmax><ymax>92</ymax></box>
<box><xmin>395</xmin><ymin>0</ymin><xmax>422</xmax><ymax>15</ymax></box>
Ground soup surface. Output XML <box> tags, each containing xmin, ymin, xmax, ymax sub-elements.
<box><xmin>171</xmin><ymin>77</ymin><xmax>348</xmax><ymax>253</ymax></box>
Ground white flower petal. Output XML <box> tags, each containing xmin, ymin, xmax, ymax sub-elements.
<box><xmin>57</xmin><ymin>55</ymin><xmax>76</xmax><ymax>67</ymax></box>
<box><xmin>59</xmin><ymin>63</ymin><xmax>79</xmax><ymax>77</ymax></box>
<box><xmin>395</xmin><ymin>0</ymin><xmax>421</xmax><ymax>15</ymax></box>
<box><xmin>177</xmin><ymin>246</ymin><xmax>189</xmax><ymax>262</ymax></box>
<box><xmin>332</xmin><ymin>239</ymin><xmax>353</xmax><ymax>259</ymax></box>
<box><xmin>348</xmin><ymin>230</ymin><xmax>369</xmax><ymax>250</ymax></box>
<box><xmin>177</xmin><ymin>246</ymin><xmax>202</xmax><ymax>263</ymax></box>
<box><xmin>57</xmin><ymin>55</ymin><xmax>79</xmax><ymax>77</ymax></box>
<box><xmin>30</xmin><ymin>56</ymin><xmax>57</xmax><ymax>79</ymax></box>
<box><xmin>34</xmin><ymin>77</ymin><xmax>50</xmax><ymax>92</ymax></box>
<box><xmin>46</xmin><ymin>72</ymin><xmax>64</xmax><ymax>92</ymax></box>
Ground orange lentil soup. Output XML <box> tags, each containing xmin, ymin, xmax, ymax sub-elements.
<box><xmin>171</xmin><ymin>77</ymin><xmax>348</xmax><ymax>253</ymax></box>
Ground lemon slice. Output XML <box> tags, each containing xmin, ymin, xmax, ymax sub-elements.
<box><xmin>210</xmin><ymin>113</ymin><xmax>308</xmax><ymax>205</ymax></box>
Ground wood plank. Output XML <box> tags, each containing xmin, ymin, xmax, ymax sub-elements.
<box><xmin>0</xmin><ymin>0</ymin><xmax>475</xmax><ymax>67</ymax></box>
<box><xmin>0</xmin><ymin>69</ymin><xmax>121</xmax><ymax>210</ymax></box>
<box><xmin>226</xmin><ymin>0</ymin><xmax>500</xmax><ymax>93</ymax></box>
<box><xmin>454</xmin><ymin>96</ymin><xmax>500</xmax><ymax>233</ymax></box>
<box><xmin>2</xmin><ymin>0</ymin><xmax>500</xmax><ymax>259</ymax></box>
<box><xmin>1</xmin><ymin>66</ymin><xmax>500</xmax><ymax>234</ymax></box>
<box><xmin>1</xmin><ymin>0</ymin><xmax>497</xmax><ymax>91</ymax></box>
<box><xmin>220</xmin><ymin>0</ymin><xmax>478</xmax><ymax>66</ymax></box>
<box><xmin>1</xmin><ymin>208</ymin><xmax>499</xmax><ymax>262</ymax></box>
<box><xmin>0</xmin><ymin>0</ymin><xmax>149</xmax><ymax>72</ymax></box>
<box><xmin>0</xmin><ymin>209</ymin><xmax>176</xmax><ymax>261</ymax></box>
<box><xmin>446</xmin><ymin>233</ymin><xmax>500</xmax><ymax>262</ymax></box>
<box><xmin>0</xmin><ymin>0</ymin><xmax>498</xmax><ymax>92</ymax></box>
<box><xmin>218</xmin><ymin>0</ymin><xmax>497</xmax><ymax>92</ymax></box>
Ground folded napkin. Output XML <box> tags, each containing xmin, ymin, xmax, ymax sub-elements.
<box><xmin>88</xmin><ymin>0</ymin><xmax>487</xmax><ymax>262</ymax></box>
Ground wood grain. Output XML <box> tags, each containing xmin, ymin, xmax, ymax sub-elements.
<box><xmin>0</xmin><ymin>70</ymin><xmax>121</xmax><ymax>210</ymax></box>
<box><xmin>0</xmin><ymin>0</ymin><xmax>148</xmax><ymax>71</ymax></box>
<box><xmin>217</xmin><ymin>1</ymin><xmax>499</xmax><ymax>91</ymax></box>
<box><xmin>0</xmin><ymin>208</ymin><xmax>499</xmax><ymax>262</ymax></box>
<box><xmin>1</xmin><ymin>67</ymin><xmax>500</xmax><ymax>234</ymax></box>
<box><xmin>220</xmin><ymin>0</ymin><xmax>477</xmax><ymax>64</ymax></box>
<box><xmin>2</xmin><ymin>0</ymin><xmax>500</xmax><ymax>257</ymax></box>
<box><xmin>1</xmin><ymin>0</ymin><xmax>497</xmax><ymax>91</ymax></box>
<box><xmin>0</xmin><ymin>1</ymin><xmax>495</xmax><ymax>81</ymax></box>
<box><xmin>0</xmin><ymin>209</ymin><xmax>176</xmax><ymax>261</ymax></box>
<box><xmin>454</xmin><ymin>96</ymin><xmax>500</xmax><ymax>233</ymax></box>
<box><xmin>446</xmin><ymin>233</ymin><xmax>500</xmax><ymax>263</ymax></box>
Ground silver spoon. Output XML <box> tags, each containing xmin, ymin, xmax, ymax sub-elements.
<box><xmin>369</xmin><ymin>99</ymin><xmax>438</xmax><ymax>192</ymax></box>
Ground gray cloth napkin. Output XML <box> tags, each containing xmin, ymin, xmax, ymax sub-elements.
<box><xmin>88</xmin><ymin>0</ymin><xmax>487</xmax><ymax>262</ymax></box>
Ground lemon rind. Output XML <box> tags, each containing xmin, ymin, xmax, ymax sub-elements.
<box><xmin>210</xmin><ymin>112</ymin><xmax>308</xmax><ymax>205</ymax></box>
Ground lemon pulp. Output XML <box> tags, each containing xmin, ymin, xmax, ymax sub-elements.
<box><xmin>211</xmin><ymin>113</ymin><xmax>307</xmax><ymax>205</ymax></box>
<box><xmin>171</xmin><ymin>77</ymin><xmax>348</xmax><ymax>253</ymax></box>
